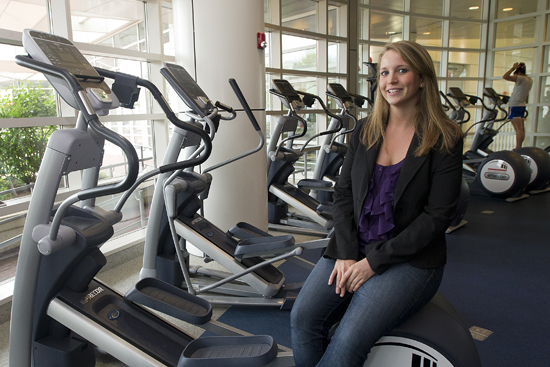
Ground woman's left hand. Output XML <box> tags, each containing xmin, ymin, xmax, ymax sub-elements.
<box><xmin>341</xmin><ymin>258</ymin><xmax>376</xmax><ymax>292</ymax></box>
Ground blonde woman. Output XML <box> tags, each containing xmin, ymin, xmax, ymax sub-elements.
<box><xmin>290</xmin><ymin>41</ymin><xmax>464</xmax><ymax>367</ymax></box>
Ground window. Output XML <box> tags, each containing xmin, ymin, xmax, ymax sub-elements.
<box><xmin>0</xmin><ymin>0</ymin><xmax>176</xmax><ymax>246</ymax></box>
<box><xmin>282</xmin><ymin>0</ymin><xmax>319</xmax><ymax>33</ymax></box>
<box><xmin>494</xmin><ymin>0</ymin><xmax>540</xmax><ymax>19</ymax></box>
<box><xmin>451</xmin><ymin>0</ymin><xmax>483</xmax><ymax>20</ymax></box>
<box><xmin>410</xmin><ymin>18</ymin><xmax>443</xmax><ymax>47</ymax></box>
<box><xmin>370</xmin><ymin>12</ymin><xmax>404</xmax><ymax>43</ymax></box>
<box><xmin>0</xmin><ymin>0</ymin><xmax>48</xmax><ymax>33</ymax></box>
<box><xmin>282</xmin><ymin>35</ymin><xmax>318</xmax><ymax>72</ymax></box>
<box><xmin>450</xmin><ymin>22</ymin><xmax>482</xmax><ymax>49</ymax></box>
<box><xmin>70</xmin><ymin>0</ymin><xmax>146</xmax><ymax>48</ymax></box>
<box><xmin>495</xmin><ymin>18</ymin><xmax>536</xmax><ymax>48</ymax></box>
<box><xmin>448</xmin><ymin>51</ymin><xmax>480</xmax><ymax>78</ymax></box>
<box><xmin>411</xmin><ymin>0</ymin><xmax>443</xmax><ymax>17</ymax></box>
<box><xmin>363</xmin><ymin>0</ymin><xmax>404</xmax><ymax>12</ymax></box>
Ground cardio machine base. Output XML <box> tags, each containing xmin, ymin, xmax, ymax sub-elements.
<box><xmin>364</xmin><ymin>293</ymin><xmax>481</xmax><ymax>367</ymax></box>
<box><xmin>468</xmin><ymin>150</ymin><xmax>531</xmax><ymax>201</ymax></box>
<box><xmin>515</xmin><ymin>146</ymin><xmax>550</xmax><ymax>192</ymax></box>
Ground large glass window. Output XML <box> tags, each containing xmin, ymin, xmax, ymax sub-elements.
<box><xmin>70</xmin><ymin>0</ymin><xmax>146</xmax><ymax>48</ymax></box>
<box><xmin>370</xmin><ymin>12</ymin><xmax>403</xmax><ymax>43</ymax></box>
<box><xmin>450</xmin><ymin>22</ymin><xmax>482</xmax><ymax>49</ymax></box>
<box><xmin>410</xmin><ymin>18</ymin><xmax>443</xmax><ymax>47</ymax></box>
<box><xmin>0</xmin><ymin>0</ymin><xmax>177</xmax><ymax>261</ymax></box>
<box><xmin>328</xmin><ymin>42</ymin><xmax>346</xmax><ymax>73</ymax></box>
<box><xmin>448</xmin><ymin>51</ymin><xmax>480</xmax><ymax>78</ymax></box>
<box><xmin>162</xmin><ymin>5</ymin><xmax>175</xmax><ymax>56</ymax></box>
<box><xmin>451</xmin><ymin>0</ymin><xmax>483</xmax><ymax>20</ymax></box>
<box><xmin>0</xmin><ymin>43</ymin><xmax>59</xmax><ymax>200</ymax></box>
<box><xmin>428</xmin><ymin>50</ymin><xmax>441</xmax><ymax>77</ymax></box>
<box><xmin>363</xmin><ymin>0</ymin><xmax>404</xmax><ymax>12</ymax></box>
<box><xmin>0</xmin><ymin>0</ymin><xmax>48</xmax><ymax>32</ymax></box>
<box><xmin>411</xmin><ymin>0</ymin><xmax>443</xmax><ymax>16</ymax></box>
<box><xmin>282</xmin><ymin>35</ymin><xmax>318</xmax><ymax>72</ymax></box>
<box><xmin>541</xmin><ymin>45</ymin><xmax>550</xmax><ymax>73</ymax></box>
<box><xmin>494</xmin><ymin>0</ymin><xmax>540</xmax><ymax>19</ymax></box>
<box><xmin>495</xmin><ymin>18</ymin><xmax>537</xmax><ymax>48</ymax></box>
<box><xmin>328</xmin><ymin>2</ymin><xmax>347</xmax><ymax>37</ymax></box>
<box><xmin>282</xmin><ymin>0</ymin><xmax>318</xmax><ymax>33</ymax></box>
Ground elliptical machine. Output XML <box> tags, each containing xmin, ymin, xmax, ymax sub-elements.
<box><xmin>267</xmin><ymin>79</ymin><xmax>354</xmax><ymax>235</ymax></box>
<box><xmin>446</xmin><ymin>87</ymin><xmax>531</xmax><ymax>201</ymax></box>
<box><xmin>482</xmin><ymin>87</ymin><xmax>550</xmax><ymax>193</ymax></box>
<box><xmin>9</xmin><ymin>29</ymin><xmax>288</xmax><ymax>367</ymax></box>
<box><xmin>142</xmin><ymin>63</ymin><xmax>328</xmax><ymax>308</ymax></box>
<box><xmin>311</xmin><ymin>83</ymin><xmax>371</xmax><ymax>203</ymax></box>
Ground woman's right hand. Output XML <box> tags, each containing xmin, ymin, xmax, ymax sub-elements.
<box><xmin>328</xmin><ymin>259</ymin><xmax>357</xmax><ymax>297</ymax></box>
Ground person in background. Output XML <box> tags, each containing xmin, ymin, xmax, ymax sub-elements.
<box><xmin>290</xmin><ymin>40</ymin><xmax>464</xmax><ymax>367</ymax></box>
<box><xmin>503</xmin><ymin>62</ymin><xmax>533</xmax><ymax>150</ymax></box>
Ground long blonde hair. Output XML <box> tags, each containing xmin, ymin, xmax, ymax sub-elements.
<box><xmin>361</xmin><ymin>41</ymin><xmax>462</xmax><ymax>156</ymax></box>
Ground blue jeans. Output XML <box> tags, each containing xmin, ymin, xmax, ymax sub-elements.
<box><xmin>290</xmin><ymin>257</ymin><xmax>444</xmax><ymax>367</ymax></box>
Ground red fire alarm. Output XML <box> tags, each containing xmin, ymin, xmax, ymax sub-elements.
<box><xmin>257</xmin><ymin>32</ymin><xmax>267</xmax><ymax>49</ymax></box>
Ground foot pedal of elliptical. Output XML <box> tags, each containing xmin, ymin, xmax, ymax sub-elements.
<box><xmin>178</xmin><ymin>335</ymin><xmax>277</xmax><ymax>367</ymax></box>
<box><xmin>125</xmin><ymin>277</ymin><xmax>212</xmax><ymax>325</ymax></box>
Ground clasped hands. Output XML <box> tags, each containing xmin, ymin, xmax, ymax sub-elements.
<box><xmin>328</xmin><ymin>258</ymin><xmax>376</xmax><ymax>297</ymax></box>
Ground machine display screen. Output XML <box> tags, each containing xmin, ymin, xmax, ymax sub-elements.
<box><xmin>34</xmin><ymin>38</ymin><xmax>98</xmax><ymax>77</ymax></box>
<box><xmin>161</xmin><ymin>63</ymin><xmax>213</xmax><ymax>116</ymax></box>
<box><xmin>327</xmin><ymin>83</ymin><xmax>352</xmax><ymax>101</ymax></box>
<box><xmin>484</xmin><ymin>88</ymin><xmax>498</xmax><ymax>98</ymax></box>
<box><xmin>271</xmin><ymin>80</ymin><xmax>301</xmax><ymax>100</ymax></box>
<box><xmin>448</xmin><ymin>87</ymin><xmax>469</xmax><ymax>102</ymax></box>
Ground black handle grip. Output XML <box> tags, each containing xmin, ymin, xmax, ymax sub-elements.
<box><xmin>78</xmin><ymin>118</ymin><xmax>140</xmax><ymax>200</ymax></box>
<box><xmin>15</xmin><ymin>55</ymin><xmax>90</xmax><ymax>114</ymax></box>
<box><xmin>228</xmin><ymin>78</ymin><xmax>262</xmax><ymax>132</ymax></box>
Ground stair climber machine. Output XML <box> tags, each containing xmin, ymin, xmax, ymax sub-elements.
<box><xmin>446</xmin><ymin>87</ymin><xmax>532</xmax><ymax>202</ymax></box>
<box><xmin>267</xmin><ymin>79</ymin><xmax>350</xmax><ymax>236</ymax></box>
<box><xmin>139</xmin><ymin>62</ymin><xmax>330</xmax><ymax>309</ymax></box>
<box><xmin>311</xmin><ymin>83</ymin><xmax>371</xmax><ymax>203</ymax></box>
<box><xmin>9</xmin><ymin>29</ymin><xmax>292</xmax><ymax>367</ymax></box>
<box><xmin>482</xmin><ymin>87</ymin><xmax>550</xmax><ymax>194</ymax></box>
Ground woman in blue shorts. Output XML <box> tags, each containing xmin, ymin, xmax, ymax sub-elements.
<box><xmin>503</xmin><ymin>62</ymin><xmax>533</xmax><ymax>150</ymax></box>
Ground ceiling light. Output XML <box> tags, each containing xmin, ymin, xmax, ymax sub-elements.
<box><xmin>503</xmin><ymin>7</ymin><xmax>513</xmax><ymax>11</ymax></box>
<box><xmin>386</xmin><ymin>31</ymin><xmax>397</xmax><ymax>35</ymax></box>
<box><xmin>423</xmin><ymin>32</ymin><xmax>431</xmax><ymax>35</ymax></box>
<box><xmin>469</xmin><ymin>6</ymin><xmax>479</xmax><ymax>10</ymax></box>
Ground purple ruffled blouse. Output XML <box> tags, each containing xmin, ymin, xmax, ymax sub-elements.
<box><xmin>358</xmin><ymin>160</ymin><xmax>404</xmax><ymax>254</ymax></box>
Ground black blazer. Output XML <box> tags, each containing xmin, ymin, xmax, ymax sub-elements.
<box><xmin>324</xmin><ymin>121</ymin><xmax>464</xmax><ymax>274</ymax></box>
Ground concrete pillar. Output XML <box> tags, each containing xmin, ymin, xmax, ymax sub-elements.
<box><xmin>173</xmin><ymin>0</ymin><xmax>268</xmax><ymax>231</ymax></box>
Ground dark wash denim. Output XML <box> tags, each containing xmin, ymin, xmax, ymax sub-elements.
<box><xmin>290</xmin><ymin>257</ymin><xmax>444</xmax><ymax>367</ymax></box>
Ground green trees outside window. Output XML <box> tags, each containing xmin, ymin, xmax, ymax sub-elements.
<box><xmin>0</xmin><ymin>83</ymin><xmax>57</xmax><ymax>201</ymax></box>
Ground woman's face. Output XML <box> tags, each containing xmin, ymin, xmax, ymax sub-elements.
<box><xmin>378</xmin><ymin>50</ymin><xmax>423</xmax><ymax>112</ymax></box>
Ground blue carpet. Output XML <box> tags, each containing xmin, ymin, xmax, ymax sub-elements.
<box><xmin>212</xmin><ymin>193</ymin><xmax>550</xmax><ymax>366</ymax></box>
<box><xmin>440</xmin><ymin>193</ymin><xmax>550</xmax><ymax>367</ymax></box>
<box><xmin>211</xmin><ymin>247</ymin><xmax>322</xmax><ymax>348</ymax></box>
